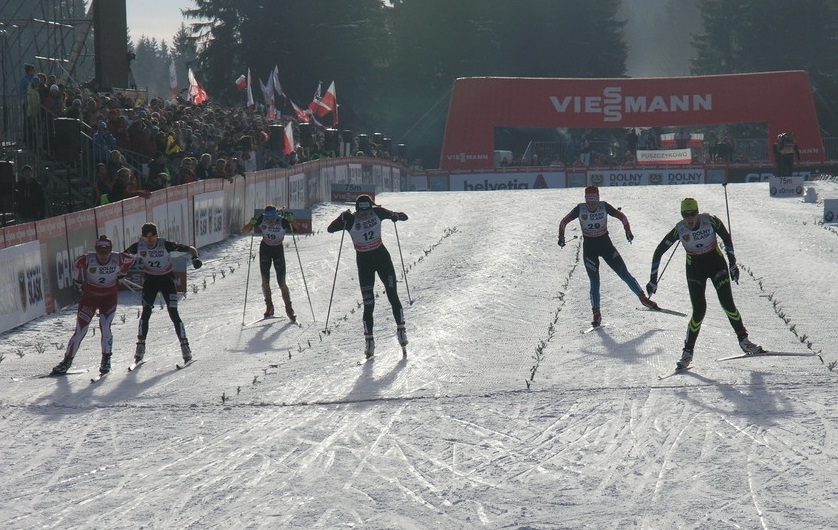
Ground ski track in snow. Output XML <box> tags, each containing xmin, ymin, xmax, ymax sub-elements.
<box><xmin>1</xmin><ymin>185</ymin><xmax>837</xmax><ymax>529</ymax></box>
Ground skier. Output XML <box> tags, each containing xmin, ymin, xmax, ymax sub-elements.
<box><xmin>558</xmin><ymin>185</ymin><xmax>658</xmax><ymax>327</ymax></box>
<box><xmin>646</xmin><ymin>198</ymin><xmax>762</xmax><ymax>370</ymax></box>
<box><xmin>124</xmin><ymin>222</ymin><xmax>203</xmax><ymax>365</ymax></box>
<box><xmin>241</xmin><ymin>205</ymin><xmax>296</xmax><ymax>321</ymax></box>
<box><xmin>51</xmin><ymin>236</ymin><xmax>136</xmax><ymax>375</ymax></box>
<box><xmin>326</xmin><ymin>194</ymin><xmax>409</xmax><ymax>358</ymax></box>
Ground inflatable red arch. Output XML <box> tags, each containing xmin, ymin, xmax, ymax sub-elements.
<box><xmin>439</xmin><ymin>71</ymin><xmax>824</xmax><ymax>170</ymax></box>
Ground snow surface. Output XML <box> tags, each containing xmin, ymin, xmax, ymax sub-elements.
<box><xmin>2</xmin><ymin>182</ymin><xmax>837</xmax><ymax>529</ymax></box>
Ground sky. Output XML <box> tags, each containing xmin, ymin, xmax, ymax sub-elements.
<box><xmin>2</xmin><ymin>182</ymin><xmax>838</xmax><ymax>528</ymax></box>
<box><xmin>126</xmin><ymin>0</ymin><xmax>196</xmax><ymax>44</ymax></box>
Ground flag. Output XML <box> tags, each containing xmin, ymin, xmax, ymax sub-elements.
<box><xmin>291</xmin><ymin>100</ymin><xmax>311</xmax><ymax>123</ymax></box>
<box><xmin>271</xmin><ymin>65</ymin><xmax>283</xmax><ymax>98</ymax></box>
<box><xmin>168</xmin><ymin>61</ymin><xmax>178</xmax><ymax>96</ymax></box>
<box><xmin>235</xmin><ymin>74</ymin><xmax>247</xmax><ymax>91</ymax></box>
<box><xmin>259</xmin><ymin>76</ymin><xmax>277</xmax><ymax>121</ymax></box>
<box><xmin>284</xmin><ymin>121</ymin><xmax>295</xmax><ymax>155</ymax></box>
<box><xmin>246</xmin><ymin>68</ymin><xmax>254</xmax><ymax>109</ymax></box>
<box><xmin>188</xmin><ymin>68</ymin><xmax>208</xmax><ymax>105</ymax></box>
<box><xmin>310</xmin><ymin>80</ymin><xmax>339</xmax><ymax>125</ymax></box>
<box><xmin>308</xmin><ymin>81</ymin><xmax>322</xmax><ymax>114</ymax></box>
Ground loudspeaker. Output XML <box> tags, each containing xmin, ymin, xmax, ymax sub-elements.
<box><xmin>93</xmin><ymin>0</ymin><xmax>129</xmax><ymax>90</ymax></box>
<box><xmin>381</xmin><ymin>137</ymin><xmax>393</xmax><ymax>154</ymax></box>
<box><xmin>357</xmin><ymin>133</ymin><xmax>370</xmax><ymax>154</ymax></box>
<box><xmin>397</xmin><ymin>143</ymin><xmax>407</xmax><ymax>159</ymax></box>
<box><xmin>299</xmin><ymin>123</ymin><xmax>313</xmax><ymax>149</ymax></box>
<box><xmin>0</xmin><ymin>161</ymin><xmax>14</xmax><ymax>194</ymax></box>
<box><xmin>54</xmin><ymin>118</ymin><xmax>81</xmax><ymax>162</ymax></box>
<box><xmin>324</xmin><ymin>128</ymin><xmax>339</xmax><ymax>153</ymax></box>
<box><xmin>340</xmin><ymin>129</ymin><xmax>353</xmax><ymax>144</ymax></box>
<box><xmin>373</xmin><ymin>132</ymin><xmax>384</xmax><ymax>146</ymax></box>
<box><xmin>269</xmin><ymin>124</ymin><xmax>284</xmax><ymax>151</ymax></box>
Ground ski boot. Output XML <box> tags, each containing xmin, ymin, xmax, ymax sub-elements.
<box><xmin>397</xmin><ymin>325</ymin><xmax>408</xmax><ymax>347</ymax></box>
<box><xmin>676</xmin><ymin>348</ymin><xmax>693</xmax><ymax>370</ymax></box>
<box><xmin>134</xmin><ymin>340</ymin><xmax>146</xmax><ymax>363</ymax></box>
<box><xmin>364</xmin><ymin>334</ymin><xmax>375</xmax><ymax>359</ymax></box>
<box><xmin>51</xmin><ymin>356</ymin><xmax>73</xmax><ymax>375</ymax></box>
<box><xmin>591</xmin><ymin>308</ymin><xmax>602</xmax><ymax>327</ymax></box>
<box><xmin>99</xmin><ymin>354</ymin><xmax>112</xmax><ymax>375</ymax></box>
<box><xmin>280</xmin><ymin>285</ymin><xmax>295</xmax><ymax>322</ymax></box>
<box><xmin>264</xmin><ymin>299</ymin><xmax>274</xmax><ymax>318</ymax></box>
<box><xmin>180</xmin><ymin>339</ymin><xmax>192</xmax><ymax>363</ymax></box>
<box><xmin>738</xmin><ymin>333</ymin><xmax>763</xmax><ymax>355</ymax></box>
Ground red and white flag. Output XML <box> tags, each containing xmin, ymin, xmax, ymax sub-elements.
<box><xmin>235</xmin><ymin>74</ymin><xmax>247</xmax><ymax>91</ymax></box>
<box><xmin>309</xmin><ymin>81</ymin><xmax>339</xmax><ymax>124</ymax></box>
<box><xmin>291</xmin><ymin>100</ymin><xmax>311</xmax><ymax>123</ymax></box>
<box><xmin>188</xmin><ymin>68</ymin><xmax>208</xmax><ymax>105</ymax></box>
<box><xmin>284</xmin><ymin>121</ymin><xmax>295</xmax><ymax>155</ymax></box>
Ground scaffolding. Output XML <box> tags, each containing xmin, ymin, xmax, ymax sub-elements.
<box><xmin>1</xmin><ymin>0</ymin><xmax>94</xmax><ymax>146</ymax></box>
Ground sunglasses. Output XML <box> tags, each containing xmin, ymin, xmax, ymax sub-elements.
<box><xmin>681</xmin><ymin>211</ymin><xmax>698</xmax><ymax>218</ymax></box>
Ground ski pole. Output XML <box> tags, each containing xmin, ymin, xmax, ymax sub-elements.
<box><xmin>723</xmin><ymin>182</ymin><xmax>732</xmax><ymax>237</ymax></box>
<box><xmin>656</xmin><ymin>240</ymin><xmax>680</xmax><ymax>286</ymax></box>
<box><xmin>241</xmin><ymin>231</ymin><xmax>255</xmax><ymax>326</ymax></box>
<box><xmin>288</xmin><ymin>220</ymin><xmax>316</xmax><ymax>321</ymax></box>
<box><xmin>392</xmin><ymin>220</ymin><xmax>412</xmax><ymax>305</ymax></box>
<box><xmin>323</xmin><ymin>227</ymin><xmax>346</xmax><ymax>333</ymax></box>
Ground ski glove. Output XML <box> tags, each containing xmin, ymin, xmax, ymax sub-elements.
<box><xmin>249</xmin><ymin>217</ymin><xmax>259</xmax><ymax>226</ymax></box>
<box><xmin>729</xmin><ymin>263</ymin><xmax>739</xmax><ymax>284</ymax></box>
<box><xmin>73</xmin><ymin>280</ymin><xmax>84</xmax><ymax>295</ymax></box>
<box><xmin>626</xmin><ymin>231</ymin><xmax>634</xmax><ymax>243</ymax></box>
<box><xmin>391</xmin><ymin>212</ymin><xmax>408</xmax><ymax>222</ymax></box>
<box><xmin>557</xmin><ymin>235</ymin><xmax>566</xmax><ymax>248</ymax></box>
<box><xmin>340</xmin><ymin>210</ymin><xmax>352</xmax><ymax>223</ymax></box>
<box><xmin>192</xmin><ymin>256</ymin><xmax>203</xmax><ymax>269</ymax></box>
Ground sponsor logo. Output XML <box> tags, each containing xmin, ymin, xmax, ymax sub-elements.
<box><xmin>549</xmin><ymin>86</ymin><xmax>713</xmax><ymax>123</ymax></box>
<box><xmin>462</xmin><ymin>179</ymin><xmax>529</xmax><ymax>191</ymax></box>
<box><xmin>447</xmin><ymin>152</ymin><xmax>490</xmax><ymax>163</ymax></box>
<box><xmin>667</xmin><ymin>172</ymin><xmax>703</xmax><ymax>184</ymax></box>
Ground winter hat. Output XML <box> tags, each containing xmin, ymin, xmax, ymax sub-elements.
<box><xmin>681</xmin><ymin>198</ymin><xmax>699</xmax><ymax>213</ymax></box>
<box><xmin>94</xmin><ymin>235</ymin><xmax>113</xmax><ymax>253</ymax></box>
<box><xmin>355</xmin><ymin>194</ymin><xmax>374</xmax><ymax>211</ymax></box>
<box><xmin>141</xmin><ymin>222</ymin><xmax>158</xmax><ymax>237</ymax></box>
<box><xmin>584</xmin><ymin>185</ymin><xmax>599</xmax><ymax>202</ymax></box>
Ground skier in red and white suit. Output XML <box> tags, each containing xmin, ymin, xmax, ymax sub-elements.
<box><xmin>51</xmin><ymin>235</ymin><xmax>136</xmax><ymax>375</ymax></box>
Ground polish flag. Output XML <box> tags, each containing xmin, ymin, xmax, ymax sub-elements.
<box><xmin>284</xmin><ymin>121</ymin><xmax>295</xmax><ymax>155</ymax></box>
<box><xmin>235</xmin><ymin>74</ymin><xmax>247</xmax><ymax>91</ymax></box>
<box><xmin>310</xmin><ymin>81</ymin><xmax>339</xmax><ymax>125</ymax></box>
<box><xmin>188</xmin><ymin>68</ymin><xmax>208</xmax><ymax>105</ymax></box>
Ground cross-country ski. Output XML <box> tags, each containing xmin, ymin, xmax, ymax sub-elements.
<box><xmin>658</xmin><ymin>366</ymin><xmax>694</xmax><ymax>379</ymax></box>
<box><xmin>717</xmin><ymin>351</ymin><xmax>815</xmax><ymax>362</ymax></box>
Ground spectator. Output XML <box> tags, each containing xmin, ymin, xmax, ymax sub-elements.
<box><xmin>25</xmin><ymin>77</ymin><xmax>43</xmax><ymax>149</ymax></box>
<box><xmin>93</xmin><ymin>163</ymin><xmax>112</xmax><ymax>205</ymax></box>
<box><xmin>773</xmin><ymin>132</ymin><xmax>800</xmax><ymax>177</ymax></box>
<box><xmin>93</xmin><ymin>120</ymin><xmax>116</xmax><ymax>164</ymax></box>
<box><xmin>195</xmin><ymin>153</ymin><xmax>212</xmax><ymax>180</ymax></box>
<box><xmin>626</xmin><ymin>128</ymin><xmax>638</xmax><ymax>156</ymax></box>
<box><xmin>18</xmin><ymin>63</ymin><xmax>35</xmax><ymax>109</ymax></box>
<box><xmin>14</xmin><ymin>165</ymin><xmax>46</xmax><ymax>222</ymax></box>
<box><xmin>579</xmin><ymin>134</ymin><xmax>592</xmax><ymax>165</ymax></box>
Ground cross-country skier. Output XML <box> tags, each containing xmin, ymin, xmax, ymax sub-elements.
<box><xmin>124</xmin><ymin>222</ymin><xmax>202</xmax><ymax>366</ymax></box>
<box><xmin>51</xmin><ymin>236</ymin><xmax>136</xmax><ymax>375</ymax></box>
<box><xmin>326</xmin><ymin>194</ymin><xmax>408</xmax><ymax>359</ymax></box>
<box><xmin>558</xmin><ymin>185</ymin><xmax>658</xmax><ymax>327</ymax></box>
<box><xmin>242</xmin><ymin>205</ymin><xmax>296</xmax><ymax>321</ymax></box>
<box><xmin>646</xmin><ymin>198</ymin><xmax>762</xmax><ymax>370</ymax></box>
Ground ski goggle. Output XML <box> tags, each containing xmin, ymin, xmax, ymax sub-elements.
<box><xmin>142</xmin><ymin>234</ymin><xmax>158</xmax><ymax>243</ymax></box>
<box><xmin>263</xmin><ymin>210</ymin><xmax>279</xmax><ymax>220</ymax></box>
<box><xmin>681</xmin><ymin>211</ymin><xmax>698</xmax><ymax>218</ymax></box>
<box><xmin>356</xmin><ymin>200</ymin><xmax>372</xmax><ymax>210</ymax></box>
